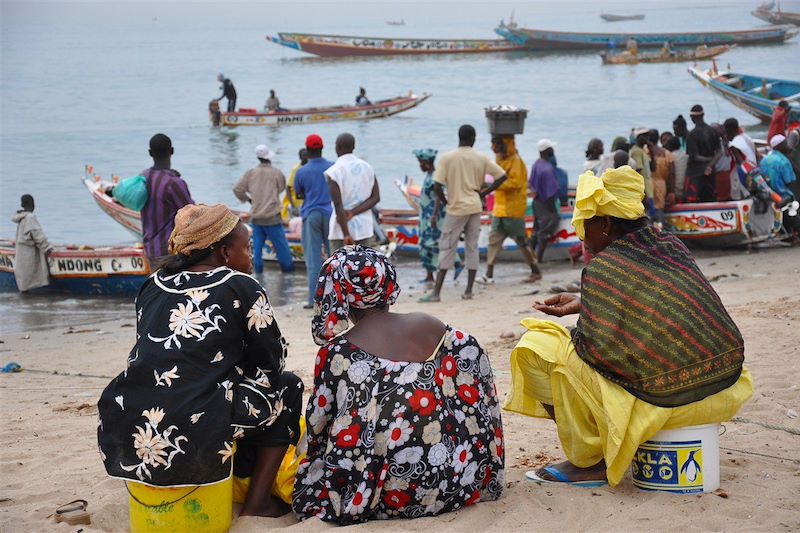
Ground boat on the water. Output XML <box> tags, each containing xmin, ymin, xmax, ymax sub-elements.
<box><xmin>0</xmin><ymin>241</ymin><xmax>149</xmax><ymax>296</ymax></box>
<box><xmin>601</xmin><ymin>44</ymin><xmax>733</xmax><ymax>64</ymax></box>
<box><xmin>266</xmin><ymin>32</ymin><xmax>527</xmax><ymax>57</ymax></box>
<box><xmin>386</xmin><ymin>19</ymin><xmax>405</xmax><ymax>26</ymax></box>
<box><xmin>495</xmin><ymin>21</ymin><xmax>798</xmax><ymax>50</ymax></box>
<box><xmin>209</xmin><ymin>93</ymin><xmax>430</xmax><ymax>127</ymax></box>
<box><xmin>752</xmin><ymin>5</ymin><xmax>800</xmax><ymax>26</ymax></box>
<box><xmin>688</xmin><ymin>65</ymin><xmax>800</xmax><ymax>123</ymax></box>
<box><xmin>600</xmin><ymin>13</ymin><xmax>645</xmax><ymax>22</ymax></box>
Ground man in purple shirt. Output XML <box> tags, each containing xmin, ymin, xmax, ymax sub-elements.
<box><xmin>529</xmin><ymin>139</ymin><xmax>561</xmax><ymax>262</ymax></box>
<box><xmin>140</xmin><ymin>134</ymin><xmax>194</xmax><ymax>264</ymax></box>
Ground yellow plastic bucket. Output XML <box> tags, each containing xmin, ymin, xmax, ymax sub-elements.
<box><xmin>127</xmin><ymin>477</ymin><xmax>233</xmax><ymax>533</ymax></box>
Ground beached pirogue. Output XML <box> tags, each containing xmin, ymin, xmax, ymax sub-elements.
<box><xmin>0</xmin><ymin>242</ymin><xmax>148</xmax><ymax>295</ymax></box>
<box><xmin>70</xmin><ymin>166</ymin><xmax>785</xmax><ymax>282</ymax></box>
<box><xmin>688</xmin><ymin>65</ymin><xmax>800</xmax><ymax>123</ymax></box>
<box><xmin>209</xmin><ymin>92</ymin><xmax>430</xmax><ymax>127</ymax></box>
<box><xmin>267</xmin><ymin>32</ymin><xmax>526</xmax><ymax>57</ymax></box>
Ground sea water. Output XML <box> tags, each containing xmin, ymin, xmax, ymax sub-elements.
<box><xmin>1</xmin><ymin>0</ymin><xmax>798</xmax><ymax>331</ymax></box>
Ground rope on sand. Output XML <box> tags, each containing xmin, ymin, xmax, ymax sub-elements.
<box><xmin>719</xmin><ymin>446</ymin><xmax>800</xmax><ymax>464</ymax></box>
<box><xmin>12</xmin><ymin>368</ymin><xmax>115</xmax><ymax>380</ymax></box>
<box><xmin>731</xmin><ymin>416</ymin><xmax>800</xmax><ymax>436</ymax></box>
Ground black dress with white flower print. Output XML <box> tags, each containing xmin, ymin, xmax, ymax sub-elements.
<box><xmin>293</xmin><ymin>326</ymin><xmax>505</xmax><ymax>524</ymax></box>
<box><xmin>98</xmin><ymin>267</ymin><xmax>301</xmax><ymax>487</ymax></box>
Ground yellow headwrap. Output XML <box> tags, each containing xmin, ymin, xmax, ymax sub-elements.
<box><xmin>168</xmin><ymin>204</ymin><xmax>240</xmax><ymax>256</ymax></box>
<box><xmin>571</xmin><ymin>165</ymin><xmax>645</xmax><ymax>241</ymax></box>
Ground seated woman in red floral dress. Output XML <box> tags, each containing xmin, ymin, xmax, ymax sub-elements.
<box><xmin>292</xmin><ymin>246</ymin><xmax>505</xmax><ymax>524</ymax></box>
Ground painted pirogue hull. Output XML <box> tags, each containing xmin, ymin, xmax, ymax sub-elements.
<box><xmin>600</xmin><ymin>14</ymin><xmax>645</xmax><ymax>22</ymax></box>
<box><xmin>267</xmin><ymin>33</ymin><xmax>526</xmax><ymax>57</ymax></box>
<box><xmin>601</xmin><ymin>45</ymin><xmax>732</xmax><ymax>64</ymax></box>
<box><xmin>496</xmin><ymin>23</ymin><xmax>798</xmax><ymax>50</ymax></box>
<box><xmin>688</xmin><ymin>67</ymin><xmax>800</xmax><ymax>123</ymax></box>
<box><xmin>0</xmin><ymin>242</ymin><xmax>149</xmax><ymax>296</ymax></box>
<box><xmin>81</xmin><ymin>168</ymin><xmax>306</xmax><ymax>264</ymax></box>
<box><xmin>218</xmin><ymin>94</ymin><xmax>429</xmax><ymax>127</ymax></box>
<box><xmin>664</xmin><ymin>199</ymin><xmax>782</xmax><ymax>247</ymax></box>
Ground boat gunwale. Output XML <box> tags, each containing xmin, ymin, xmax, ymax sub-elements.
<box><xmin>222</xmin><ymin>94</ymin><xmax>428</xmax><ymax>119</ymax></box>
<box><xmin>503</xmin><ymin>23</ymin><xmax>795</xmax><ymax>39</ymax></box>
<box><xmin>276</xmin><ymin>32</ymin><xmax>521</xmax><ymax>45</ymax></box>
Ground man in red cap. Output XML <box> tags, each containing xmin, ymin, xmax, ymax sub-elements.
<box><xmin>294</xmin><ymin>134</ymin><xmax>334</xmax><ymax>308</ymax></box>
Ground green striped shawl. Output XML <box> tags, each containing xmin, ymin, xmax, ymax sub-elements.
<box><xmin>573</xmin><ymin>226</ymin><xmax>744</xmax><ymax>407</ymax></box>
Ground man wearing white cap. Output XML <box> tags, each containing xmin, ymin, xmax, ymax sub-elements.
<box><xmin>233</xmin><ymin>145</ymin><xmax>294</xmax><ymax>273</ymax></box>
<box><xmin>529</xmin><ymin>139</ymin><xmax>562</xmax><ymax>262</ymax></box>
<box><xmin>685</xmin><ymin>104</ymin><xmax>722</xmax><ymax>202</ymax></box>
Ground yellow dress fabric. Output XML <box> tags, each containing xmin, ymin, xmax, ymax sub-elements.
<box><xmin>504</xmin><ymin>318</ymin><xmax>753</xmax><ymax>487</ymax></box>
<box><xmin>281</xmin><ymin>161</ymin><xmax>304</xmax><ymax>221</ymax></box>
<box><xmin>493</xmin><ymin>137</ymin><xmax>528</xmax><ymax>219</ymax></box>
<box><xmin>232</xmin><ymin>417</ymin><xmax>307</xmax><ymax>505</ymax></box>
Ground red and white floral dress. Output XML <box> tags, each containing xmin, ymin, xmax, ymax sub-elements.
<box><xmin>293</xmin><ymin>326</ymin><xmax>505</xmax><ymax>524</ymax></box>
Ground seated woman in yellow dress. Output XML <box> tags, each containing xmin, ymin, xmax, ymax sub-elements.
<box><xmin>504</xmin><ymin>166</ymin><xmax>752</xmax><ymax>487</ymax></box>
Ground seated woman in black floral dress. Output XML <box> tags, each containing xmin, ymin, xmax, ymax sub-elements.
<box><xmin>292</xmin><ymin>246</ymin><xmax>504</xmax><ymax>524</ymax></box>
<box><xmin>97</xmin><ymin>204</ymin><xmax>303</xmax><ymax>517</ymax></box>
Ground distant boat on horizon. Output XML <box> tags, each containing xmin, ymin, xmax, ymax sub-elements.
<box><xmin>386</xmin><ymin>19</ymin><xmax>405</xmax><ymax>26</ymax></box>
<box><xmin>600</xmin><ymin>13</ymin><xmax>646</xmax><ymax>22</ymax></box>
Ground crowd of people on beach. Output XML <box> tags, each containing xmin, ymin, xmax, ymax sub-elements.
<box><xmin>94</xmin><ymin>159</ymin><xmax>754</xmax><ymax>524</ymax></box>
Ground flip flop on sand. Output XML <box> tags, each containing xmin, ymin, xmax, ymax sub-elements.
<box><xmin>418</xmin><ymin>294</ymin><xmax>440</xmax><ymax>303</ymax></box>
<box><xmin>525</xmin><ymin>467</ymin><xmax>607</xmax><ymax>488</ymax></box>
<box><xmin>52</xmin><ymin>499</ymin><xmax>91</xmax><ymax>526</ymax></box>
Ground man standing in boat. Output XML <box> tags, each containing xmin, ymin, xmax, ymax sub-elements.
<box><xmin>141</xmin><ymin>134</ymin><xmax>194</xmax><ymax>265</ymax></box>
<box><xmin>233</xmin><ymin>144</ymin><xmax>295</xmax><ymax>273</ymax></box>
<box><xmin>355</xmin><ymin>87</ymin><xmax>371</xmax><ymax>106</ymax></box>
<box><xmin>294</xmin><ymin>134</ymin><xmax>334</xmax><ymax>309</ymax></box>
<box><xmin>685</xmin><ymin>105</ymin><xmax>722</xmax><ymax>203</ymax></box>
<box><xmin>215</xmin><ymin>73</ymin><xmax>237</xmax><ymax>112</ymax></box>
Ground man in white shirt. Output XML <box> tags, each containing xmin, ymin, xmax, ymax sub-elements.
<box><xmin>724</xmin><ymin>118</ymin><xmax>757</xmax><ymax>164</ymax></box>
<box><xmin>325</xmin><ymin>133</ymin><xmax>381</xmax><ymax>250</ymax></box>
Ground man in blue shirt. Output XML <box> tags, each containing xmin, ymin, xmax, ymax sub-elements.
<box><xmin>294</xmin><ymin>134</ymin><xmax>334</xmax><ymax>308</ymax></box>
<box><xmin>760</xmin><ymin>134</ymin><xmax>799</xmax><ymax>238</ymax></box>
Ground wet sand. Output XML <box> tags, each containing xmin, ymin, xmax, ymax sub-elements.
<box><xmin>1</xmin><ymin>247</ymin><xmax>798</xmax><ymax>531</ymax></box>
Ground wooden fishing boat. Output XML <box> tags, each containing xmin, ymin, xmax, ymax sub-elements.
<box><xmin>752</xmin><ymin>6</ymin><xmax>800</xmax><ymax>26</ymax></box>
<box><xmin>600</xmin><ymin>13</ymin><xmax>645</xmax><ymax>22</ymax></box>
<box><xmin>0</xmin><ymin>241</ymin><xmax>149</xmax><ymax>296</ymax></box>
<box><xmin>495</xmin><ymin>21</ymin><xmax>798</xmax><ymax>50</ymax></box>
<box><xmin>210</xmin><ymin>93</ymin><xmax>430</xmax><ymax>127</ymax></box>
<box><xmin>601</xmin><ymin>44</ymin><xmax>733</xmax><ymax>64</ymax></box>
<box><xmin>664</xmin><ymin>199</ymin><xmax>783</xmax><ymax>247</ymax></box>
<box><xmin>266</xmin><ymin>32</ymin><xmax>526</xmax><ymax>57</ymax></box>
<box><xmin>688</xmin><ymin>66</ymin><xmax>800</xmax><ymax>123</ymax></box>
<box><xmin>81</xmin><ymin>167</ymin><xmax>306</xmax><ymax>264</ymax></box>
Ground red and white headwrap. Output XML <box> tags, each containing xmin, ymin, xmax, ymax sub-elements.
<box><xmin>311</xmin><ymin>245</ymin><xmax>400</xmax><ymax>345</ymax></box>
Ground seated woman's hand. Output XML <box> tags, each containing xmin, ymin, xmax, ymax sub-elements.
<box><xmin>533</xmin><ymin>293</ymin><xmax>581</xmax><ymax>317</ymax></box>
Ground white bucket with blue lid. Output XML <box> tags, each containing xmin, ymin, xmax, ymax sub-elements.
<box><xmin>631</xmin><ymin>423</ymin><xmax>720</xmax><ymax>494</ymax></box>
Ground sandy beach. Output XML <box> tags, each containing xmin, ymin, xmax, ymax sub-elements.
<box><xmin>1</xmin><ymin>246</ymin><xmax>798</xmax><ymax>532</ymax></box>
